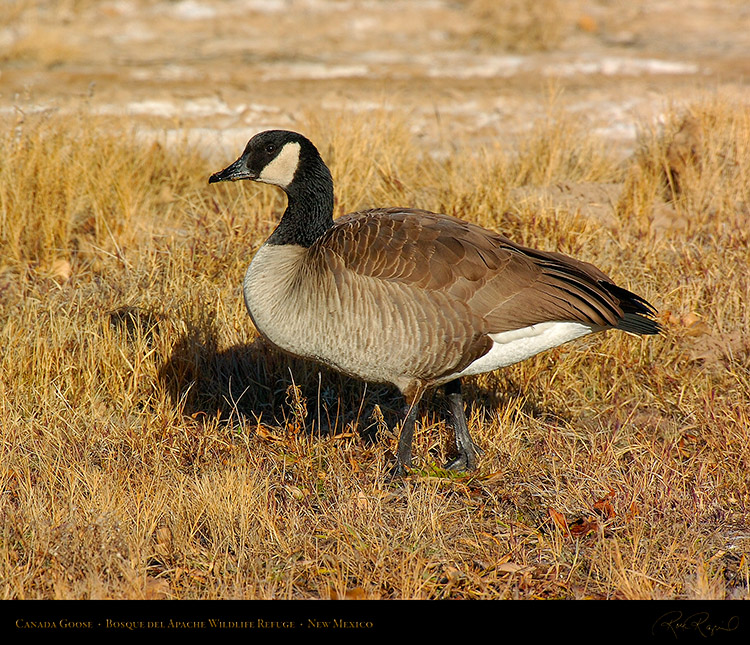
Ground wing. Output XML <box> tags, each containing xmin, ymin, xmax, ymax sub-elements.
<box><xmin>315</xmin><ymin>208</ymin><xmax>639</xmax><ymax>332</ymax></box>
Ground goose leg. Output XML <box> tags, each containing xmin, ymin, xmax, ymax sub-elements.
<box><xmin>443</xmin><ymin>379</ymin><xmax>482</xmax><ymax>471</ymax></box>
<box><xmin>390</xmin><ymin>391</ymin><xmax>422</xmax><ymax>478</ymax></box>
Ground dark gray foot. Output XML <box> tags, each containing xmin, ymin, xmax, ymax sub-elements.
<box><xmin>444</xmin><ymin>442</ymin><xmax>484</xmax><ymax>471</ymax></box>
<box><xmin>389</xmin><ymin>394</ymin><xmax>420</xmax><ymax>479</ymax></box>
<box><xmin>443</xmin><ymin>379</ymin><xmax>483</xmax><ymax>472</ymax></box>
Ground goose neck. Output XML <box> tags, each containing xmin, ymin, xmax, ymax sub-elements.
<box><xmin>268</xmin><ymin>165</ymin><xmax>334</xmax><ymax>247</ymax></box>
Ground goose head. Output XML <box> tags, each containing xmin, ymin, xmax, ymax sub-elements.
<box><xmin>209</xmin><ymin>130</ymin><xmax>335</xmax><ymax>247</ymax></box>
<box><xmin>209</xmin><ymin>130</ymin><xmax>320</xmax><ymax>190</ymax></box>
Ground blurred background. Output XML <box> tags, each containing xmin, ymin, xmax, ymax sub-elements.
<box><xmin>2</xmin><ymin>0</ymin><xmax>748</xmax><ymax>159</ymax></box>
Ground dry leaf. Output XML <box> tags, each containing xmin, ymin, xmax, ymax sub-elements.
<box><xmin>551</xmin><ymin>508</ymin><xmax>604</xmax><ymax>538</ymax></box>
<box><xmin>285</xmin><ymin>485</ymin><xmax>307</xmax><ymax>500</ymax></box>
<box><xmin>255</xmin><ymin>425</ymin><xmax>284</xmax><ymax>442</ymax></box>
<box><xmin>682</xmin><ymin>312</ymin><xmax>711</xmax><ymax>337</ymax></box>
<box><xmin>593</xmin><ymin>491</ymin><xmax>616</xmax><ymax>519</ymax></box>
<box><xmin>353</xmin><ymin>490</ymin><xmax>370</xmax><ymax>510</ymax></box>
<box><xmin>568</xmin><ymin>517</ymin><xmax>599</xmax><ymax>538</ymax></box>
<box><xmin>496</xmin><ymin>562</ymin><xmax>531</xmax><ymax>574</ymax></box>
<box><xmin>682</xmin><ymin>312</ymin><xmax>701</xmax><ymax>327</ymax></box>
<box><xmin>329</xmin><ymin>586</ymin><xmax>368</xmax><ymax>600</ymax></box>
<box><xmin>626</xmin><ymin>501</ymin><xmax>641</xmax><ymax>521</ymax></box>
<box><xmin>549</xmin><ymin>508</ymin><xmax>569</xmax><ymax>533</ymax></box>
<box><xmin>50</xmin><ymin>258</ymin><xmax>72</xmax><ymax>282</ymax></box>
<box><xmin>347</xmin><ymin>454</ymin><xmax>361</xmax><ymax>473</ymax></box>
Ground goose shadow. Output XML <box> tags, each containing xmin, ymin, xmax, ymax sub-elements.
<box><xmin>150</xmin><ymin>307</ymin><xmax>557</xmax><ymax>458</ymax></box>
<box><xmin>157</xmin><ymin>323</ymin><xmax>406</xmax><ymax>444</ymax></box>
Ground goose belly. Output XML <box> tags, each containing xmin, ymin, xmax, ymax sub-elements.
<box><xmin>243</xmin><ymin>246</ymin><xmax>325</xmax><ymax>359</ymax></box>
<box><xmin>451</xmin><ymin>321</ymin><xmax>595</xmax><ymax>379</ymax></box>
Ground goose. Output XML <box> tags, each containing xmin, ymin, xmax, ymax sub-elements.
<box><xmin>209</xmin><ymin>130</ymin><xmax>661</xmax><ymax>477</ymax></box>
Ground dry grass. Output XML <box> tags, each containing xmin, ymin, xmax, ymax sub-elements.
<box><xmin>1</xmin><ymin>95</ymin><xmax>749</xmax><ymax>601</ymax></box>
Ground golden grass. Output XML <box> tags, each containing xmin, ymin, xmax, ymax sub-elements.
<box><xmin>1</xmin><ymin>96</ymin><xmax>749</xmax><ymax>600</ymax></box>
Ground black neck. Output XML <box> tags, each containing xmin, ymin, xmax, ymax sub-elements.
<box><xmin>267</xmin><ymin>161</ymin><xmax>334</xmax><ymax>247</ymax></box>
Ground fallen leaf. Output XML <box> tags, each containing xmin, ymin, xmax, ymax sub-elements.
<box><xmin>682</xmin><ymin>313</ymin><xmax>711</xmax><ymax>337</ymax></box>
<box><xmin>255</xmin><ymin>425</ymin><xmax>284</xmax><ymax>442</ymax></box>
<box><xmin>549</xmin><ymin>508</ymin><xmax>569</xmax><ymax>533</ymax></box>
<box><xmin>626</xmin><ymin>501</ymin><xmax>640</xmax><ymax>521</ymax></box>
<box><xmin>681</xmin><ymin>312</ymin><xmax>702</xmax><ymax>327</ymax></box>
<box><xmin>666</xmin><ymin>310</ymin><xmax>680</xmax><ymax>326</ymax></box>
<box><xmin>594</xmin><ymin>491</ymin><xmax>616</xmax><ymax>519</ymax></box>
<box><xmin>285</xmin><ymin>485</ymin><xmax>307</xmax><ymax>500</ymax></box>
<box><xmin>568</xmin><ymin>517</ymin><xmax>599</xmax><ymax>538</ymax></box>
<box><xmin>50</xmin><ymin>258</ymin><xmax>72</xmax><ymax>282</ymax></box>
<box><xmin>496</xmin><ymin>562</ymin><xmax>532</xmax><ymax>574</ymax></box>
<box><xmin>443</xmin><ymin>566</ymin><xmax>464</xmax><ymax>584</ymax></box>
<box><xmin>329</xmin><ymin>586</ymin><xmax>369</xmax><ymax>600</ymax></box>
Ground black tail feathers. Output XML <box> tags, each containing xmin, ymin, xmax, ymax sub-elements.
<box><xmin>618</xmin><ymin>311</ymin><xmax>662</xmax><ymax>335</ymax></box>
<box><xmin>603</xmin><ymin>282</ymin><xmax>662</xmax><ymax>336</ymax></box>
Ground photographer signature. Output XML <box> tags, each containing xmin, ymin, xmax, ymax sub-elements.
<box><xmin>653</xmin><ymin>611</ymin><xmax>740</xmax><ymax>639</ymax></box>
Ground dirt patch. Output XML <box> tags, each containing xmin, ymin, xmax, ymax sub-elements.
<box><xmin>2</xmin><ymin>0</ymin><xmax>749</xmax><ymax>158</ymax></box>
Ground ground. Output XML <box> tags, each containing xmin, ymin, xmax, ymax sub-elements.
<box><xmin>3</xmin><ymin>0</ymin><xmax>749</xmax><ymax>157</ymax></box>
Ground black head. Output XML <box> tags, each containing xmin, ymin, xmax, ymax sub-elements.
<box><xmin>209</xmin><ymin>130</ymin><xmax>318</xmax><ymax>189</ymax></box>
<box><xmin>209</xmin><ymin>130</ymin><xmax>335</xmax><ymax>247</ymax></box>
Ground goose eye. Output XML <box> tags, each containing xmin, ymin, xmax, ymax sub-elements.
<box><xmin>265</xmin><ymin>143</ymin><xmax>276</xmax><ymax>154</ymax></box>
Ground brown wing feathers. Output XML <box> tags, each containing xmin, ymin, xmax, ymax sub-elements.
<box><xmin>319</xmin><ymin>208</ymin><xmax>655</xmax><ymax>335</ymax></box>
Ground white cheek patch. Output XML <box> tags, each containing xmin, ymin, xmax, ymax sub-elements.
<box><xmin>258</xmin><ymin>141</ymin><xmax>301</xmax><ymax>188</ymax></box>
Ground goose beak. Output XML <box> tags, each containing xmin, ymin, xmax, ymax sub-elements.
<box><xmin>209</xmin><ymin>156</ymin><xmax>256</xmax><ymax>183</ymax></box>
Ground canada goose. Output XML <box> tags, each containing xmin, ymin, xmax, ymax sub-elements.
<box><xmin>209</xmin><ymin>130</ymin><xmax>661</xmax><ymax>477</ymax></box>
